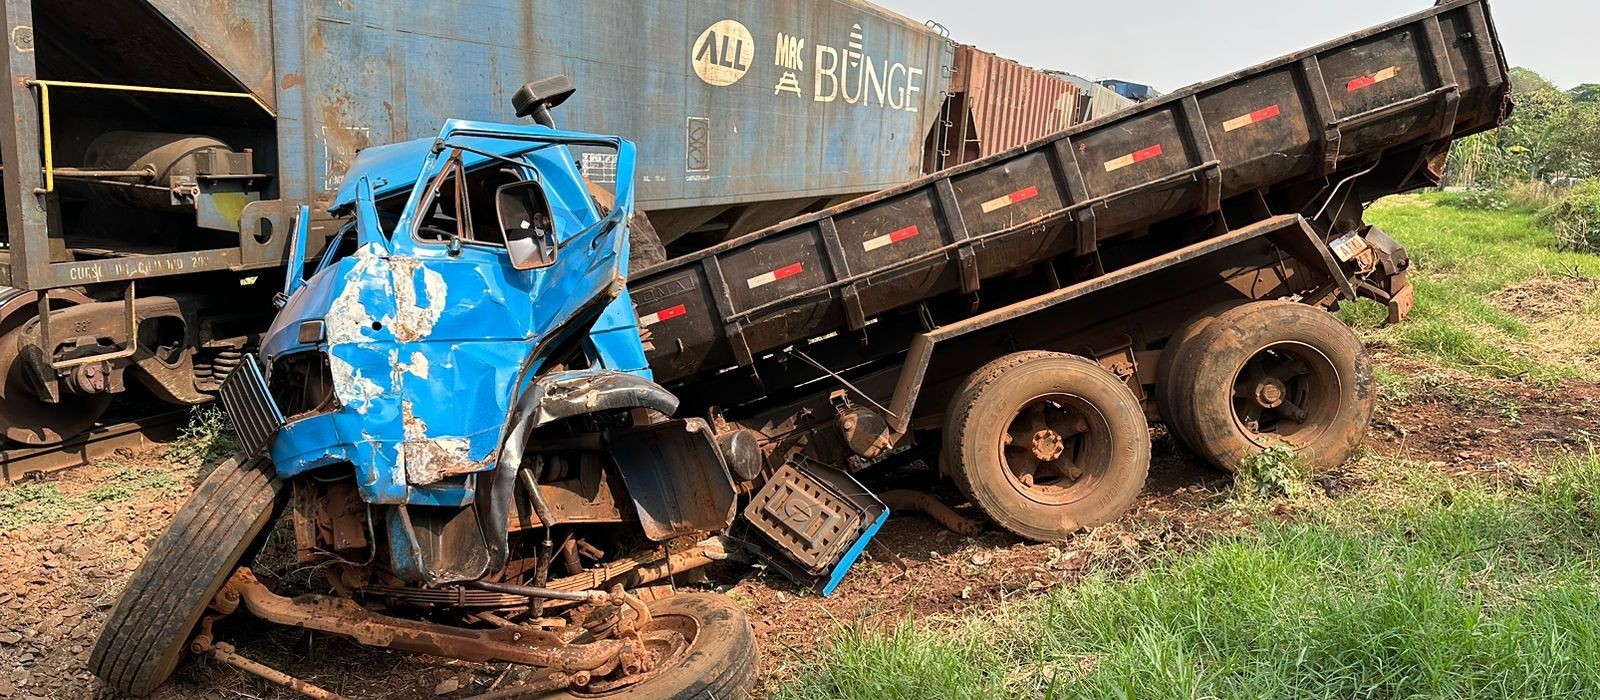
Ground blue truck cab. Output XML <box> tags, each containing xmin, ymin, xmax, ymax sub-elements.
<box><xmin>240</xmin><ymin>105</ymin><xmax>732</xmax><ymax>585</ymax></box>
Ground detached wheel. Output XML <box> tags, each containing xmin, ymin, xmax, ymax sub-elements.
<box><xmin>90</xmin><ymin>453</ymin><xmax>284</xmax><ymax>696</ymax></box>
<box><xmin>536</xmin><ymin>593</ymin><xmax>757</xmax><ymax>699</ymax></box>
<box><xmin>1164</xmin><ymin>301</ymin><xmax>1374</xmax><ymax>472</ymax></box>
<box><xmin>944</xmin><ymin>352</ymin><xmax>1150</xmax><ymax>541</ymax></box>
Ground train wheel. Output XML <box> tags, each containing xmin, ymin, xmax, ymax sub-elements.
<box><xmin>1164</xmin><ymin>301</ymin><xmax>1374</xmax><ymax>472</ymax></box>
<box><xmin>0</xmin><ymin>294</ymin><xmax>112</xmax><ymax>445</ymax></box>
<box><xmin>944</xmin><ymin>352</ymin><xmax>1150</xmax><ymax>542</ymax></box>
<box><xmin>90</xmin><ymin>454</ymin><xmax>284</xmax><ymax>696</ymax></box>
<box><xmin>533</xmin><ymin>593</ymin><xmax>757</xmax><ymax>699</ymax></box>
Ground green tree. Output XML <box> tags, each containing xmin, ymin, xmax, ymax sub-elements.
<box><xmin>1447</xmin><ymin>68</ymin><xmax>1600</xmax><ymax>186</ymax></box>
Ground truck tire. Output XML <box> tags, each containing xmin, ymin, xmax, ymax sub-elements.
<box><xmin>90</xmin><ymin>454</ymin><xmax>284</xmax><ymax>696</ymax></box>
<box><xmin>1164</xmin><ymin>301</ymin><xmax>1374</xmax><ymax>472</ymax></box>
<box><xmin>1154</xmin><ymin>299</ymin><xmax>1249</xmax><ymax>429</ymax></box>
<box><xmin>944</xmin><ymin>352</ymin><xmax>1150</xmax><ymax>541</ymax></box>
<box><xmin>535</xmin><ymin>593</ymin><xmax>757</xmax><ymax>699</ymax></box>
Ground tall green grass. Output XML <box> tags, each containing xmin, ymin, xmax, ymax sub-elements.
<box><xmin>777</xmin><ymin>452</ymin><xmax>1600</xmax><ymax>700</ymax></box>
<box><xmin>1355</xmin><ymin>195</ymin><xmax>1600</xmax><ymax>380</ymax></box>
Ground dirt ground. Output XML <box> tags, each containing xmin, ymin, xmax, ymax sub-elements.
<box><xmin>1</xmin><ymin>352</ymin><xmax>1596</xmax><ymax>700</ymax></box>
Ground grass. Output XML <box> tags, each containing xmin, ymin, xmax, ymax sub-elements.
<box><xmin>166</xmin><ymin>405</ymin><xmax>241</xmax><ymax>466</ymax></box>
<box><xmin>0</xmin><ymin>481</ymin><xmax>76</xmax><ymax>529</ymax></box>
<box><xmin>1350</xmin><ymin>194</ymin><xmax>1600</xmax><ymax>381</ymax></box>
<box><xmin>0</xmin><ymin>461</ymin><xmax>186</xmax><ymax>528</ymax></box>
<box><xmin>778</xmin><ymin>451</ymin><xmax>1600</xmax><ymax>700</ymax></box>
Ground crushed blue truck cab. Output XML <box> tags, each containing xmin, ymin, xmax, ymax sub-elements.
<box><xmin>252</xmin><ymin>113</ymin><xmax>882</xmax><ymax>590</ymax></box>
<box><xmin>265</xmin><ymin>120</ymin><xmax>650</xmax><ymax>507</ymax></box>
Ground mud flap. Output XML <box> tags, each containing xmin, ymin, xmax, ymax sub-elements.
<box><xmin>741</xmin><ymin>462</ymin><xmax>889</xmax><ymax>596</ymax></box>
<box><xmin>606</xmin><ymin>418</ymin><xmax>738</xmax><ymax>541</ymax></box>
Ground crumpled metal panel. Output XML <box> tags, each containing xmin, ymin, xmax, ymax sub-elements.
<box><xmin>265</xmin><ymin>120</ymin><xmax>650</xmax><ymax>505</ymax></box>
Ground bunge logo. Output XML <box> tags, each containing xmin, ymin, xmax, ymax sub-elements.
<box><xmin>692</xmin><ymin>20</ymin><xmax>754</xmax><ymax>87</ymax></box>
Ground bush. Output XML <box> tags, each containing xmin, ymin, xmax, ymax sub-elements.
<box><xmin>1504</xmin><ymin>179</ymin><xmax>1565</xmax><ymax>210</ymax></box>
<box><xmin>1537</xmin><ymin>180</ymin><xmax>1600</xmax><ymax>253</ymax></box>
<box><xmin>1437</xmin><ymin>187</ymin><xmax>1510</xmax><ymax>211</ymax></box>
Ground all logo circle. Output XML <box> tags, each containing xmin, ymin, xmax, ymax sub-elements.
<box><xmin>691</xmin><ymin>19</ymin><xmax>754</xmax><ymax>87</ymax></box>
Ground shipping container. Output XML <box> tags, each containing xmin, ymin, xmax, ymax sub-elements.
<box><xmin>924</xmin><ymin>45</ymin><xmax>1084</xmax><ymax>170</ymax></box>
<box><xmin>1057</xmin><ymin>72</ymin><xmax>1138</xmax><ymax>122</ymax></box>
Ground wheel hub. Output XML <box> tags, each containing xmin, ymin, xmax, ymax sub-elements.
<box><xmin>1231</xmin><ymin>343</ymin><xmax>1337</xmax><ymax>441</ymax></box>
<box><xmin>1002</xmin><ymin>397</ymin><xmax>1101</xmax><ymax>502</ymax></box>
<box><xmin>1030</xmin><ymin>429</ymin><xmax>1065</xmax><ymax>462</ymax></box>
<box><xmin>1253</xmin><ymin>378</ymin><xmax>1287</xmax><ymax>409</ymax></box>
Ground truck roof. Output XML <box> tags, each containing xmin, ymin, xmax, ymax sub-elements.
<box><xmin>328</xmin><ymin>120</ymin><xmax>560</xmax><ymax>212</ymax></box>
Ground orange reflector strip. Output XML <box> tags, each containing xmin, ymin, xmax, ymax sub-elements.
<box><xmin>1103</xmin><ymin>144</ymin><xmax>1163</xmax><ymax>172</ymax></box>
<box><xmin>863</xmin><ymin>225</ymin><xmax>921</xmax><ymax>251</ymax></box>
<box><xmin>747</xmin><ymin>262</ymin><xmax>804</xmax><ymax>289</ymax></box>
<box><xmin>1347</xmin><ymin>66</ymin><xmax>1399</xmax><ymax>92</ymax></box>
<box><xmin>979</xmin><ymin>186</ymin><xmax>1040</xmax><ymax>213</ymax></box>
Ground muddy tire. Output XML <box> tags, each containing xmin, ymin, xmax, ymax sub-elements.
<box><xmin>944</xmin><ymin>352</ymin><xmax>1150</xmax><ymax>541</ymax></box>
<box><xmin>89</xmin><ymin>454</ymin><xmax>284</xmax><ymax>696</ymax></box>
<box><xmin>1154</xmin><ymin>299</ymin><xmax>1249</xmax><ymax>428</ymax></box>
<box><xmin>537</xmin><ymin>593</ymin><xmax>757</xmax><ymax>700</ymax></box>
<box><xmin>1164</xmin><ymin>300</ymin><xmax>1374</xmax><ymax>472</ymax></box>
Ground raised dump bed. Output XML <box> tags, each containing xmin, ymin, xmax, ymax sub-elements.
<box><xmin>630</xmin><ymin>0</ymin><xmax>1509</xmax><ymax>387</ymax></box>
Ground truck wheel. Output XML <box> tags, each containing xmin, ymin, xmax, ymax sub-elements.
<box><xmin>1164</xmin><ymin>301</ymin><xmax>1374</xmax><ymax>472</ymax></box>
<box><xmin>944</xmin><ymin>352</ymin><xmax>1150</xmax><ymax>541</ymax></box>
<box><xmin>534</xmin><ymin>593</ymin><xmax>757</xmax><ymax>699</ymax></box>
<box><xmin>90</xmin><ymin>454</ymin><xmax>284</xmax><ymax>696</ymax></box>
<box><xmin>1154</xmin><ymin>299</ymin><xmax>1248</xmax><ymax>428</ymax></box>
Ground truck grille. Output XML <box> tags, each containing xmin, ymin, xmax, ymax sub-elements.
<box><xmin>219</xmin><ymin>354</ymin><xmax>285</xmax><ymax>457</ymax></box>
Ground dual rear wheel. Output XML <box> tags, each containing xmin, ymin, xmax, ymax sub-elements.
<box><xmin>943</xmin><ymin>301</ymin><xmax>1374</xmax><ymax>542</ymax></box>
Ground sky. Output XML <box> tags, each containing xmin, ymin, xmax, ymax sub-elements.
<box><xmin>872</xmin><ymin>0</ymin><xmax>1589</xmax><ymax>91</ymax></box>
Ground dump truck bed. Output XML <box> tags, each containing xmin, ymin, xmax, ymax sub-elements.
<box><xmin>628</xmin><ymin>0</ymin><xmax>1510</xmax><ymax>387</ymax></box>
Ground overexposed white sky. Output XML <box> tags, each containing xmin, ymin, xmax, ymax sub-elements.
<box><xmin>873</xmin><ymin>0</ymin><xmax>1584</xmax><ymax>91</ymax></box>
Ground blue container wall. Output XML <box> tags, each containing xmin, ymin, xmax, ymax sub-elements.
<box><xmin>152</xmin><ymin>0</ymin><xmax>953</xmax><ymax>215</ymax></box>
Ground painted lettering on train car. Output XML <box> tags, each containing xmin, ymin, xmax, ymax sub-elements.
<box><xmin>692</xmin><ymin>20</ymin><xmax>755</xmax><ymax>87</ymax></box>
<box><xmin>693</xmin><ymin>19</ymin><xmax>927</xmax><ymax>114</ymax></box>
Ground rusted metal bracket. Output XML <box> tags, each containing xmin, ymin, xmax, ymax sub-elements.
<box><xmin>221</xmin><ymin>568</ymin><xmax>631</xmax><ymax>673</ymax></box>
<box><xmin>193</xmin><ymin>637</ymin><xmax>348</xmax><ymax>700</ymax></box>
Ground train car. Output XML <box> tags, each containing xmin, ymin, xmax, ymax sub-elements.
<box><xmin>0</xmin><ymin>0</ymin><xmax>953</xmax><ymax>448</ymax></box>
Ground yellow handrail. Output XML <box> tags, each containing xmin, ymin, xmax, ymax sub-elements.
<box><xmin>23</xmin><ymin>79</ymin><xmax>275</xmax><ymax>193</ymax></box>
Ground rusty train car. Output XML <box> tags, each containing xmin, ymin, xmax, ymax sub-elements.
<box><xmin>0</xmin><ymin>0</ymin><xmax>982</xmax><ymax>448</ymax></box>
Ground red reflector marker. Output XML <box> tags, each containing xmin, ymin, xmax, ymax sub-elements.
<box><xmin>863</xmin><ymin>225</ymin><xmax>921</xmax><ymax>251</ymax></box>
<box><xmin>639</xmin><ymin>304</ymin><xmax>687</xmax><ymax>327</ymax></box>
<box><xmin>747</xmin><ymin>262</ymin><xmax>804</xmax><ymax>289</ymax></box>
<box><xmin>1104</xmin><ymin>144</ymin><xmax>1163</xmax><ymax>172</ymax></box>
<box><xmin>1223</xmin><ymin>104</ymin><xmax>1281</xmax><ymax>132</ymax></box>
<box><xmin>979</xmin><ymin>186</ymin><xmax>1040</xmax><ymax>214</ymax></box>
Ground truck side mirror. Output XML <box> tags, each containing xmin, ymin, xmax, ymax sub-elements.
<box><xmin>498</xmin><ymin>180</ymin><xmax>559</xmax><ymax>270</ymax></box>
<box><xmin>512</xmin><ymin>75</ymin><xmax>576</xmax><ymax>128</ymax></box>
